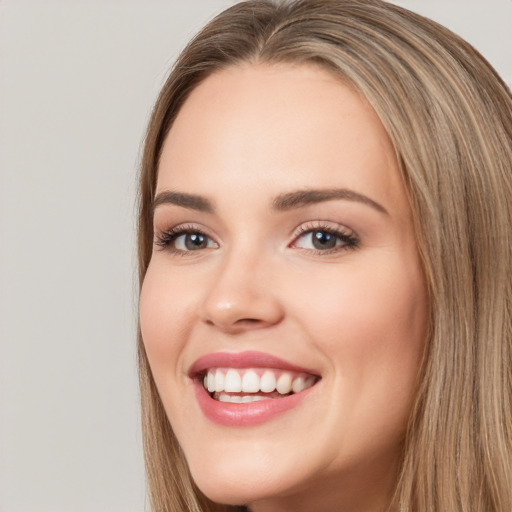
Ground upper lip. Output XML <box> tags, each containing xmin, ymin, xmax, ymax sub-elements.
<box><xmin>189</xmin><ymin>351</ymin><xmax>320</xmax><ymax>378</ymax></box>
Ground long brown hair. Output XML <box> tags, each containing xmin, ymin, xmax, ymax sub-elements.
<box><xmin>137</xmin><ymin>1</ymin><xmax>512</xmax><ymax>510</ymax></box>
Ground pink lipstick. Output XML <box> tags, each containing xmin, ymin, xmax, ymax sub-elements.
<box><xmin>189</xmin><ymin>351</ymin><xmax>320</xmax><ymax>427</ymax></box>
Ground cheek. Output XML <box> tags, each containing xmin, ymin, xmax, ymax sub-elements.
<box><xmin>316</xmin><ymin>254</ymin><xmax>422</xmax><ymax>331</ymax></box>
<box><xmin>294</xmin><ymin>255</ymin><xmax>427</xmax><ymax>387</ymax></box>
<box><xmin>296</xmin><ymin>258</ymin><xmax>427</xmax><ymax>448</ymax></box>
<box><xmin>139</xmin><ymin>262</ymin><xmax>193</xmax><ymax>374</ymax></box>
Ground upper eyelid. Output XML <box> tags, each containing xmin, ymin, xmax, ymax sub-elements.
<box><xmin>291</xmin><ymin>220</ymin><xmax>355</xmax><ymax>237</ymax></box>
<box><xmin>155</xmin><ymin>222</ymin><xmax>215</xmax><ymax>237</ymax></box>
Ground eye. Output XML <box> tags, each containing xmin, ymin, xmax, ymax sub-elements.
<box><xmin>291</xmin><ymin>224</ymin><xmax>359</xmax><ymax>253</ymax></box>
<box><xmin>174</xmin><ymin>232</ymin><xmax>216</xmax><ymax>251</ymax></box>
<box><xmin>155</xmin><ymin>225</ymin><xmax>218</xmax><ymax>253</ymax></box>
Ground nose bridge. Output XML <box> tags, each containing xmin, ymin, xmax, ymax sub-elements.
<box><xmin>199</xmin><ymin>238</ymin><xmax>283</xmax><ymax>332</ymax></box>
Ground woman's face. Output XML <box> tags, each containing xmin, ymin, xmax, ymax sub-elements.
<box><xmin>140</xmin><ymin>63</ymin><xmax>428</xmax><ymax>512</ymax></box>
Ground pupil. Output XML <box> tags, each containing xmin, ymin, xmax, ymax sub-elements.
<box><xmin>186</xmin><ymin>233</ymin><xmax>207</xmax><ymax>250</ymax></box>
<box><xmin>313</xmin><ymin>231</ymin><xmax>336</xmax><ymax>249</ymax></box>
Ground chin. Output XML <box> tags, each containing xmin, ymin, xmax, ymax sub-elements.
<box><xmin>191</xmin><ymin>468</ymin><xmax>274</xmax><ymax>506</ymax></box>
<box><xmin>187</xmin><ymin>450</ymin><xmax>306</xmax><ymax>507</ymax></box>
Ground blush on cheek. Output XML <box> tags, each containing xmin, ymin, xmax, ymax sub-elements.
<box><xmin>139</xmin><ymin>272</ymin><xmax>173</xmax><ymax>363</ymax></box>
<box><xmin>306</xmin><ymin>265</ymin><xmax>425</xmax><ymax>370</ymax></box>
<box><xmin>140</xmin><ymin>265</ymin><xmax>200</xmax><ymax>377</ymax></box>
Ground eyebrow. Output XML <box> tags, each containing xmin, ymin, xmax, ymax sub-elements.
<box><xmin>152</xmin><ymin>188</ymin><xmax>388</xmax><ymax>215</ymax></box>
<box><xmin>272</xmin><ymin>189</ymin><xmax>388</xmax><ymax>214</ymax></box>
<box><xmin>152</xmin><ymin>191</ymin><xmax>214</xmax><ymax>213</ymax></box>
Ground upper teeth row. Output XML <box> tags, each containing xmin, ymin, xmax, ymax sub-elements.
<box><xmin>203</xmin><ymin>368</ymin><xmax>316</xmax><ymax>395</ymax></box>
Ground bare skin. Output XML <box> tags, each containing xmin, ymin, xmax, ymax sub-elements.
<box><xmin>140</xmin><ymin>63</ymin><xmax>428</xmax><ymax>512</ymax></box>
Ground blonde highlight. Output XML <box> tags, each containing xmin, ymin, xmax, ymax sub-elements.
<box><xmin>137</xmin><ymin>1</ymin><xmax>512</xmax><ymax>510</ymax></box>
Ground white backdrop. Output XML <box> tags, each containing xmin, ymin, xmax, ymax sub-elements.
<box><xmin>1</xmin><ymin>2</ymin><xmax>510</xmax><ymax>511</ymax></box>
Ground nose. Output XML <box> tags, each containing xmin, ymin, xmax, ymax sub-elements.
<box><xmin>199</xmin><ymin>250</ymin><xmax>285</xmax><ymax>334</ymax></box>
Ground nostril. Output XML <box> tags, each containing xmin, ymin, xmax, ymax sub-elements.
<box><xmin>236</xmin><ymin>318</ymin><xmax>262</xmax><ymax>325</ymax></box>
<box><xmin>204</xmin><ymin>317</ymin><xmax>261</xmax><ymax>325</ymax></box>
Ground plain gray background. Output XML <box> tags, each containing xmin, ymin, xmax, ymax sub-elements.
<box><xmin>1</xmin><ymin>1</ymin><xmax>511</xmax><ymax>511</ymax></box>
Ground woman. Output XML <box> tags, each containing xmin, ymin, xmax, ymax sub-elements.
<box><xmin>137</xmin><ymin>1</ymin><xmax>512</xmax><ymax>511</ymax></box>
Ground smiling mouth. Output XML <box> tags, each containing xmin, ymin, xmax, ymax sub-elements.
<box><xmin>201</xmin><ymin>367</ymin><xmax>319</xmax><ymax>403</ymax></box>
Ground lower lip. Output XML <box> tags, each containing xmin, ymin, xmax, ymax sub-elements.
<box><xmin>193</xmin><ymin>379</ymin><xmax>315</xmax><ymax>427</ymax></box>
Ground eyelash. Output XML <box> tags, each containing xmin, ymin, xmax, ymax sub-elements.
<box><xmin>154</xmin><ymin>222</ymin><xmax>359</xmax><ymax>255</ymax></box>
<box><xmin>154</xmin><ymin>224</ymin><xmax>213</xmax><ymax>255</ymax></box>
<box><xmin>291</xmin><ymin>222</ymin><xmax>360</xmax><ymax>254</ymax></box>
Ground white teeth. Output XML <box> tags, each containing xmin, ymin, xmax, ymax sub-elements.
<box><xmin>203</xmin><ymin>368</ymin><xmax>318</xmax><ymax>398</ymax></box>
<box><xmin>219</xmin><ymin>393</ymin><xmax>270</xmax><ymax>404</ymax></box>
<box><xmin>224</xmin><ymin>369</ymin><xmax>242</xmax><ymax>392</ymax></box>
<box><xmin>241</xmin><ymin>395</ymin><xmax>268</xmax><ymax>403</ymax></box>
<box><xmin>276</xmin><ymin>373</ymin><xmax>292</xmax><ymax>394</ymax></box>
<box><xmin>242</xmin><ymin>370</ymin><xmax>260</xmax><ymax>393</ymax></box>
<box><xmin>291</xmin><ymin>376</ymin><xmax>306</xmax><ymax>393</ymax></box>
<box><xmin>207</xmin><ymin>372</ymin><xmax>215</xmax><ymax>392</ymax></box>
<box><xmin>260</xmin><ymin>370</ymin><xmax>276</xmax><ymax>393</ymax></box>
<box><xmin>214</xmin><ymin>370</ymin><xmax>225</xmax><ymax>392</ymax></box>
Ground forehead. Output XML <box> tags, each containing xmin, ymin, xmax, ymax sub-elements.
<box><xmin>157</xmin><ymin>63</ymin><xmax>406</xmax><ymax>212</ymax></box>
